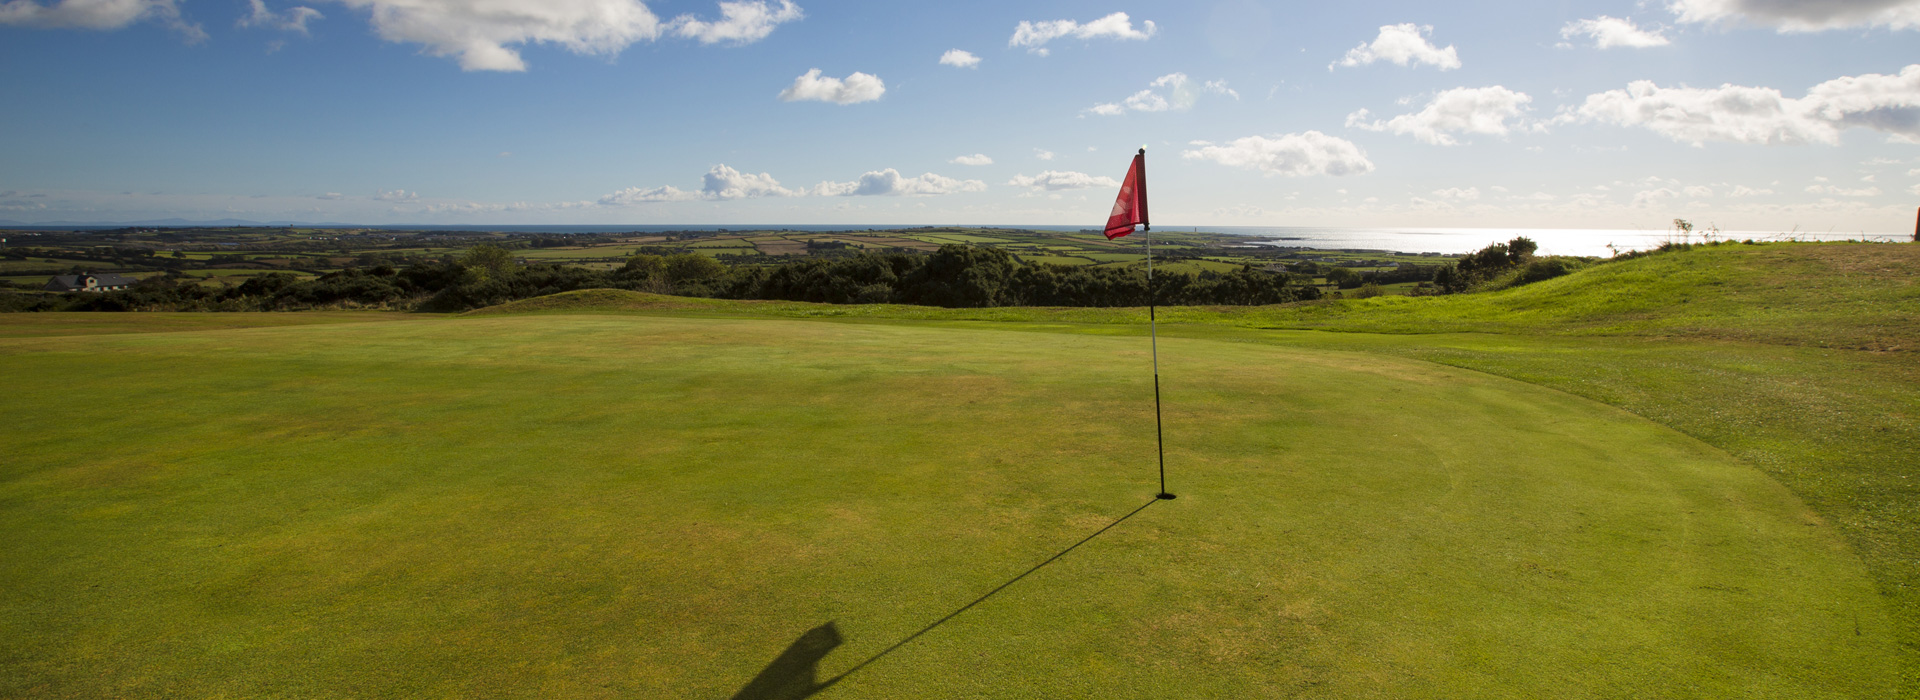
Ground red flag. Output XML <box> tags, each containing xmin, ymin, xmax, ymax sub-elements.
<box><xmin>1103</xmin><ymin>149</ymin><xmax>1149</xmax><ymax>240</ymax></box>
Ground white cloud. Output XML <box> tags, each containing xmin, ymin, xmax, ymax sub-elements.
<box><xmin>668</xmin><ymin>0</ymin><xmax>800</xmax><ymax>45</ymax></box>
<box><xmin>778</xmin><ymin>68</ymin><xmax>885</xmax><ymax>104</ymax></box>
<box><xmin>813</xmin><ymin>169</ymin><xmax>986</xmax><ymax>196</ymax></box>
<box><xmin>1683</xmin><ymin>185</ymin><xmax>1715</xmax><ymax>197</ymax></box>
<box><xmin>1910</xmin><ymin>168</ymin><xmax>1920</xmax><ymax>176</ymax></box>
<box><xmin>316</xmin><ymin>192</ymin><xmax>345</xmax><ymax>200</ymax></box>
<box><xmin>1204</xmin><ymin>79</ymin><xmax>1241</xmax><ymax>100</ymax></box>
<box><xmin>1631</xmin><ymin>187</ymin><xmax>1680</xmax><ymax>207</ymax></box>
<box><xmin>939</xmin><ymin>49</ymin><xmax>981</xmax><ymax>68</ymax></box>
<box><xmin>1009</xmin><ymin>12</ymin><xmax>1155</xmax><ymax>53</ymax></box>
<box><xmin>374</xmin><ymin>188</ymin><xmax>418</xmax><ymax>201</ymax></box>
<box><xmin>702</xmin><ymin>164</ymin><xmax>798</xmax><ymax>199</ymax></box>
<box><xmin>950</xmin><ymin>153</ymin><xmax>993</xmax><ymax>166</ymax></box>
<box><xmin>1569</xmin><ymin>64</ymin><xmax>1920</xmax><ymax>146</ymax></box>
<box><xmin>1728</xmin><ymin>185</ymin><xmax>1775</xmax><ymax>197</ymax></box>
<box><xmin>597</xmin><ymin>185</ymin><xmax>696</xmax><ymax>205</ymax></box>
<box><xmin>1668</xmin><ymin>0</ymin><xmax>1920</xmax><ymax>31</ymax></box>
<box><xmin>329</xmin><ymin>0</ymin><xmax>796</xmax><ymax>72</ymax></box>
<box><xmin>1332</xmin><ymin>24</ymin><xmax>1460</xmax><ymax>71</ymax></box>
<box><xmin>332</xmin><ymin>0</ymin><xmax>664</xmax><ymax>71</ymax></box>
<box><xmin>1181</xmin><ymin>131</ymin><xmax>1376</xmax><ymax>177</ymax></box>
<box><xmin>1347</xmin><ymin>86</ymin><xmax>1534</xmax><ymax>145</ymax></box>
<box><xmin>597</xmin><ymin>164</ymin><xmax>797</xmax><ymax>204</ymax></box>
<box><xmin>1007</xmin><ymin>170</ymin><xmax>1121</xmax><ymax>192</ymax></box>
<box><xmin>1805</xmin><ymin>184</ymin><xmax>1883</xmax><ymax>196</ymax></box>
<box><xmin>0</xmin><ymin>0</ymin><xmax>206</xmax><ymax>42</ymax></box>
<box><xmin>1034</xmin><ymin>149</ymin><xmax>1055</xmax><ymax>160</ymax></box>
<box><xmin>1432</xmin><ymin>186</ymin><xmax>1480</xmax><ymax>200</ymax></box>
<box><xmin>1085</xmin><ymin>73</ymin><xmax>1240</xmax><ymax>116</ymax></box>
<box><xmin>238</xmin><ymin>0</ymin><xmax>321</xmax><ymax>34</ymax></box>
<box><xmin>1560</xmin><ymin>16</ymin><xmax>1669</xmax><ymax>48</ymax></box>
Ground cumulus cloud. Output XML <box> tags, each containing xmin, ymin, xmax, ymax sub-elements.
<box><xmin>1568</xmin><ymin>64</ymin><xmax>1920</xmax><ymax>145</ymax></box>
<box><xmin>316</xmin><ymin>192</ymin><xmax>345</xmax><ymax>200</ymax></box>
<box><xmin>950</xmin><ymin>153</ymin><xmax>993</xmax><ymax>165</ymax></box>
<box><xmin>0</xmin><ymin>0</ymin><xmax>206</xmax><ymax>42</ymax></box>
<box><xmin>597</xmin><ymin>164</ymin><xmax>799</xmax><ymax>204</ymax></box>
<box><xmin>1432</xmin><ymin>186</ymin><xmax>1480</xmax><ymax>200</ymax></box>
<box><xmin>1805</xmin><ymin>184</ymin><xmax>1882</xmax><ymax>196</ymax></box>
<box><xmin>329</xmin><ymin>0</ymin><xmax>798</xmax><ymax>72</ymax></box>
<box><xmin>702</xmin><ymin>164</ymin><xmax>798</xmax><ymax>199</ymax></box>
<box><xmin>1006</xmin><ymin>170</ymin><xmax>1121</xmax><ymax>192</ymax></box>
<box><xmin>813</xmin><ymin>169</ymin><xmax>986</xmax><ymax>196</ymax></box>
<box><xmin>668</xmin><ymin>0</ymin><xmax>800</xmax><ymax>45</ymax></box>
<box><xmin>597</xmin><ymin>185</ymin><xmax>696</xmax><ymax>204</ymax></box>
<box><xmin>332</xmin><ymin>0</ymin><xmax>664</xmax><ymax>71</ymax></box>
<box><xmin>1560</xmin><ymin>16</ymin><xmax>1669</xmax><ymax>48</ymax></box>
<box><xmin>1085</xmin><ymin>73</ymin><xmax>1239</xmax><ymax>116</ymax></box>
<box><xmin>1728</xmin><ymin>185</ymin><xmax>1775</xmax><ymax>197</ymax></box>
<box><xmin>1034</xmin><ymin>149</ymin><xmax>1055</xmax><ymax>160</ymax></box>
<box><xmin>1668</xmin><ymin>0</ymin><xmax>1920</xmax><ymax>31</ymax></box>
<box><xmin>939</xmin><ymin>49</ymin><xmax>981</xmax><ymax>68</ymax></box>
<box><xmin>778</xmin><ymin>68</ymin><xmax>885</xmax><ymax>104</ymax></box>
<box><xmin>1631</xmin><ymin>187</ymin><xmax>1680</xmax><ymax>207</ymax></box>
<box><xmin>1347</xmin><ymin>86</ymin><xmax>1535</xmax><ymax>145</ymax></box>
<box><xmin>1009</xmin><ymin>12</ymin><xmax>1155</xmax><ymax>53</ymax></box>
<box><xmin>374</xmin><ymin>188</ymin><xmax>418</xmax><ymax>201</ymax></box>
<box><xmin>238</xmin><ymin>0</ymin><xmax>321</xmax><ymax>33</ymax></box>
<box><xmin>1333</xmin><ymin>24</ymin><xmax>1460</xmax><ymax>71</ymax></box>
<box><xmin>1181</xmin><ymin>131</ymin><xmax>1375</xmax><ymax>177</ymax></box>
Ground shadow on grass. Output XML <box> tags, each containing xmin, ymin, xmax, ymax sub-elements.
<box><xmin>729</xmin><ymin>496</ymin><xmax>1164</xmax><ymax>699</ymax></box>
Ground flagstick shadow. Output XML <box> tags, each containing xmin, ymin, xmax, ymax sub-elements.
<box><xmin>727</xmin><ymin>496</ymin><xmax>1163</xmax><ymax>699</ymax></box>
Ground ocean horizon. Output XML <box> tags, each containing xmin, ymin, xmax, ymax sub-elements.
<box><xmin>4</xmin><ymin>223</ymin><xmax>1903</xmax><ymax>258</ymax></box>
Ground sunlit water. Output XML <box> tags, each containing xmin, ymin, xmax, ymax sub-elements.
<box><xmin>1187</xmin><ymin>226</ymin><xmax>1906</xmax><ymax>257</ymax></box>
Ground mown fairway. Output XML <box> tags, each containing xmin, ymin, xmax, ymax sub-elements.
<box><xmin>0</xmin><ymin>312</ymin><xmax>1902</xmax><ymax>698</ymax></box>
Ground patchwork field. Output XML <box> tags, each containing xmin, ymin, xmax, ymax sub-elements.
<box><xmin>1</xmin><ymin>304</ymin><xmax>1907</xmax><ymax>697</ymax></box>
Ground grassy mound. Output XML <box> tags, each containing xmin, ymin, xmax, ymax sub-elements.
<box><xmin>1</xmin><ymin>315</ymin><xmax>1900</xmax><ymax>697</ymax></box>
<box><xmin>471</xmin><ymin>242</ymin><xmax>1920</xmax><ymax>350</ymax></box>
<box><xmin>1230</xmin><ymin>242</ymin><xmax>1919</xmax><ymax>348</ymax></box>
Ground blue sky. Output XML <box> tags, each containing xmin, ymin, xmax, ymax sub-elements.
<box><xmin>2</xmin><ymin>0</ymin><xmax>1917</xmax><ymax>231</ymax></box>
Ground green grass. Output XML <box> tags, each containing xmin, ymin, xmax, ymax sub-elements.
<box><xmin>1</xmin><ymin>314</ymin><xmax>1900</xmax><ymax>698</ymax></box>
<box><xmin>3</xmin><ymin>242</ymin><xmax>1915</xmax><ymax>697</ymax></box>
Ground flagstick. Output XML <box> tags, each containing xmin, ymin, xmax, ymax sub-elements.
<box><xmin>1147</xmin><ymin>220</ymin><xmax>1173</xmax><ymax>500</ymax></box>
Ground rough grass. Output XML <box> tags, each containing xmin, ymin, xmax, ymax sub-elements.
<box><xmin>0</xmin><ymin>316</ymin><xmax>1900</xmax><ymax>698</ymax></box>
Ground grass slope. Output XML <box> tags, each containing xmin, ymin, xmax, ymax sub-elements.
<box><xmin>0</xmin><ymin>316</ymin><xmax>1898</xmax><ymax>698</ymax></box>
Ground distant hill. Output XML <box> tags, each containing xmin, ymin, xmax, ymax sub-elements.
<box><xmin>469</xmin><ymin>242</ymin><xmax>1919</xmax><ymax>351</ymax></box>
<box><xmin>1224</xmin><ymin>241</ymin><xmax>1919</xmax><ymax>350</ymax></box>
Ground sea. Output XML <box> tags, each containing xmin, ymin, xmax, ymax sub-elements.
<box><xmin>6</xmin><ymin>223</ymin><xmax>1904</xmax><ymax>258</ymax></box>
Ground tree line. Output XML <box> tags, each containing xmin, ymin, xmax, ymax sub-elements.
<box><xmin>1</xmin><ymin>244</ymin><xmax>1322</xmax><ymax>312</ymax></box>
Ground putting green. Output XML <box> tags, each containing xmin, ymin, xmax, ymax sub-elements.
<box><xmin>0</xmin><ymin>315</ymin><xmax>1899</xmax><ymax>698</ymax></box>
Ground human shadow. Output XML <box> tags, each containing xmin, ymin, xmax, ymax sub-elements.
<box><xmin>728</xmin><ymin>496</ymin><xmax>1162</xmax><ymax>698</ymax></box>
<box><xmin>728</xmin><ymin>621</ymin><xmax>844</xmax><ymax>700</ymax></box>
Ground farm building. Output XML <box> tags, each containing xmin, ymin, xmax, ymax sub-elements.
<box><xmin>44</xmin><ymin>272</ymin><xmax>138</xmax><ymax>293</ymax></box>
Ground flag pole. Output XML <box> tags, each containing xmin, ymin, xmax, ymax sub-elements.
<box><xmin>1140</xmin><ymin>147</ymin><xmax>1173</xmax><ymax>501</ymax></box>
